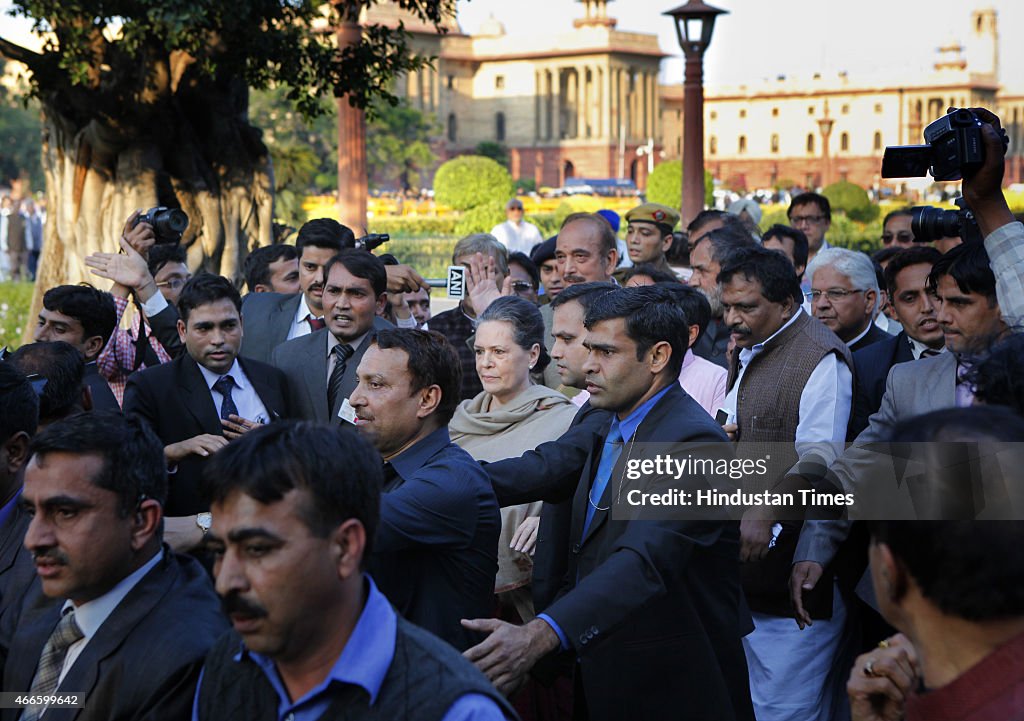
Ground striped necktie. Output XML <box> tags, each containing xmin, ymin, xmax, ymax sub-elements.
<box><xmin>22</xmin><ymin>609</ymin><xmax>85</xmax><ymax>721</ymax></box>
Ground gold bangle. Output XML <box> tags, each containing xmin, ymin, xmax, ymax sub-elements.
<box><xmin>878</xmin><ymin>639</ymin><xmax>891</xmax><ymax>649</ymax></box>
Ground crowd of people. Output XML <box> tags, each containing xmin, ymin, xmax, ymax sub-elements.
<box><xmin>0</xmin><ymin>109</ymin><xmax>1021</xmax><ymax>721</ymax></box>
<box><xmin>0</xmin><ymin>195</ymin><xmax>45</xmax><ymax>282</ymax></box>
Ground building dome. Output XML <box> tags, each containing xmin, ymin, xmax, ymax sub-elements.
<box><xmin>477</xmin><ymin>14</ymin><xmax>506</xmax><ymax>37</ymax></box>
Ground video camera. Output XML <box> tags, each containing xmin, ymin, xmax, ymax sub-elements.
<box><xmin>881</xmin><ymin>108</ymin><xmax>1008</xmax><ymax>244</ymax></box>
<box><xmin>132</xmin><ymin>207</ymin><xmax>189</xmax><ymax>245</ymax></box>
<box><xmin>354</xmin><ymin>233</ymin><xmax>389</xmax><ymax>251</ymax></box>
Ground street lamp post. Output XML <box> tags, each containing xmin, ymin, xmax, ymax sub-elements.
<box><xmin>664</xmin><ymin>1</ymin><xmax>727</xmax><ymax>225</ymax></box>
<box><xmin>817</xmin><ymin>111</ymin><xmax>835</xmax><ymax>189</ymax></box>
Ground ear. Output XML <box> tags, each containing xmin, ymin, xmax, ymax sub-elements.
<box><xmin>687</xmin><ymin>325</ymin><xmax>700</xmax><ymax>350</ymax></box>
<box><xmin>80</xmin><ymin>384</ymin><xmax>94</xmax><ymax>412</ymax></box>
<box><xmin>376</xmin><ymin>292</ymin><xmax>388</xmax><ymax>316</ymax></box>
<box><xmin>648</xmin><ymin>340</ymin><xmax>673</xmax><ymax>375</ymax></box>
<box><xmin>176</xmin><ymin>318</ymin><xmax>187</xmax><ymax>344</ymax></box>
<box><xmin>2</xmin><ymin>431</ymin><xmax>30</xmax><ymax>478</ymax></box>
<box><xmin>528</xmin><ymin>343</ymin><xmax>541</xmax><ymax>369</ymax></box>
<box><xmin>871</xmin><ymin>541</ymin><xmax>908</xmax><ymax>605</ymax></box>
<box><xmin>605</xmin><ymin>246</ymin><xmax>619</xmax><ymax>270</ymax></box>
<box><xmin>864</xmin><ymin>289</ymin><xmax>878</xmax><ymax>316</ymax></box>
<box><xmin>83</xmin><ymin>334</ymin><xmax>105</xmax><ymax>361</ymax></box>
<box><xmin>130</xmin><ymin>498</ymin><xmax>163</xmax><ymax>551</ymax></box>
<box><xmin>331</xmin><ymin>519</ymin><xmax>367</xmax><ymax>581</ymax></box>
<box><xmin>415</xmin><ymin>384</ymin><xmax>443</xmax><ymax>419</ymax></box>
<box><xmin>661</xmin><ymin>234</ymin><xmax>674</xmax><ymax>253</ymax></box>
<box><xmin>253</xmin><ymin>284</ymin><xmax>271</xmax><ymax>293</ymax></box>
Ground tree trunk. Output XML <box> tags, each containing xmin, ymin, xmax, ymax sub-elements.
<box><xmin>25</xmin><ymin>75</ymin><xmax>275</xmax><ymax>342</ymax></box>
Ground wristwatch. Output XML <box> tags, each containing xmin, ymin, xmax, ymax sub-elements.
<box><xmin>195</xmin><ymin>512</ymin><xmax>212</xmax><ymax>538</ymax></box>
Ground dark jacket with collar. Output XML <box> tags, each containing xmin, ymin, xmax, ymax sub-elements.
<box><xmin>238</xmin><ymin>291</ymin><xmax>304</xmax><ymax>364</ymax></box>
<box><xmin>2</xmin><ymin>549</ymin><xmax>228</xmax><ymax>721</ymax></box>
<box><xmin>488</xmin><ymin>384</ymin><xmax>753</xmax><ymax>721</ymax></box>
<box><xmin>123</xmin><ymin>353</ymin><xmax>290</xmax><ymax>516</ymax></box>
<box><xmin>849</xmin><ymin>330</ymin><xmax>915</xmax><ymax>440</ymax></box>
<box><xmin>848</xmin><ymin>321</ymin><xmax>893</xmax><ymax>353</ymax></box>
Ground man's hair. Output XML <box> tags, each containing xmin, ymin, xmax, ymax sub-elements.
<box><xmin>508</xmin><ymin>252</ymin><xmax>540</xmax><ymax>290</ymax></box>
<box><xmin>788</xmin><ymin>192</ymin><xmax>831</xmax><ymax>221</ymax></box>
<box><xmin>147</xmin><ymin>244</ymin><xmax>188</xmax><ymax>279</ymax></box>
<box><xmin>30</xmin><ymin>411</ymin><xmax>168</xmax><ymax>516</ymax></box>
<box><xmin>806</xmin><ymin>247</ymin><xmax>880</xmax><ymax>313</ymax></box>
<box><xmin>41</xmin><ymin>285</ymin><xmax>117</xmax><ymax>348</ymax></box>
<box><xmin>9</xmin><ymin>342</ymin><xmax>85</xmax><ymax>425</ymax></box>
<box><xmin>927</xmin><ymin>241</ymin><xmax>997</xmax><ymax>302</ymax></box>
<box><xmin>869</xmin><ymin>519</ymin><xmax>1024</xmax><ymax>621</ymax></box>
<box><xmin>0</xmin><ymin>362</ymin><xmax>39</xmax><ymax>442</ymax></box>
<box><xmin>969</xmin><ymin>333</ymin><xmax>1024</xmax><ymax>415</ymax></box>
<box><xmin>718</xmin><ymin>245</ymin><xmax>803</xmax><ymax>306</ymax></box>
<box><xmin>177</xmin><ymin>274</ymin><xmax>243</xmax><ymax>324</ymax></box>
<box><xmin>623</xmin><ymin>264</ymin><xmax>680</xmax><ymax>285</ymax></box>
<box><xmin>762</xmin><ymin>224</ymin><xmax>809</xmax><ymax>271</ymax></box>
<box><xmin>550</xmin><ymin>280</ymin><xmax>618</xmax><ymax>312</ymax></box>
<box><xmin>243</xmin><ymin>244</ymin><xmax>297</xmax><ymax>291</ymax></box>
<box><xmin>883</xmin><ymin>207</ymin><xmax>914</xmax><ymax>227</ymax></box>
<box><xmin>452</xmin><ymin>234</ymin><xmax>510</xmax><ymax>276</ymax></box>
<box><xmin>202</xmin><ymin>422</ymin><xmax>381</xmax><ymax>565</ymax></box>
<box><xmin>373</xmin><ymin>329</ymin><xmax>462</xmax><ymax>425</ymax></box>
<box><xmin>686</xmin><ymin>209</ymin><xmax>736</xmax><ymax>235</ymax></box>
<box><xmin>323</xmin><ymin>248</ymin><xmax>388</xmax><ymax>298</ymax></box>
<box><xmin>657</xmin><ymin>282</ymin><xmax>713</xmax><ymax>344</ymax></box>
<box><xmin>871</xmin><ymin>246</ymin><xmax>904</xmax><ymax>268</ymax></box>
<box><xmin>584</xmin><ymin>285</ymin><xmax>690</xmax><ymax>377</ymax></box>
<box><xmin>295</xmin><ymin>218</ymin><xmax>354</xmax><ymax>255</ymax></box>
<box><xmin>883</xmin><ymin>246</ymin><xmax>942</xmax><ymax>296</ymax></box>
<box><xmin>692</xmin><ymin>224</ymin><xmax>757</xmax><ymax>263</ymax></box>
<box><xmin>478</xmin><ymin>296</ymin><xmax>549</xmax><ymax>372</ymax></box>
<box><xmin>560</xmin><ymin>212</ymin><xmax>617</xmax><ymax>256</ymax></box>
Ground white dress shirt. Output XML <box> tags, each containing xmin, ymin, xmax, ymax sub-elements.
<box><xmin>723</xmin><ymin>308</ymin><xmax>852</xmax><ymax>469</ymax></box>
<box><xmin>198</xmin><ymin>359</ymin><xmax>270</xmax><ymax>423</ymax></box>
<box><xmin>286</xmin><ymin>294</ymin><xmax>321</xmax><ymax>341</ymax></box>
<box><xmin>907</xmin><ymin>335</ymin><xmax>946</xmax><ymax>360</ymax></box>
<box><xmin>326</xmin><ymin>331</ymin><xmax>370</xmax><ymax>383</ymax></box>
<box><xmin>846</xmin><ymin>323</ymin><xmax>872</xmax><ymax>349</ymax></box>
<box><xmin>57</xmin><ymin>550</ymin><xmax>164</xmax><ymax>685</ymax></box>
<box><xmin>490</xmin><ymin>220</ymin><xmax>544</xmax><ymax>255</ymax></box>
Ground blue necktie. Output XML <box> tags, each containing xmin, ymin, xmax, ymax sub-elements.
<box><xmin>583</xmin><ymin>425</ymin><xmax>623</xmax><ymax>534</ymax></box>
<box><xmin>213</xmin><ymin>375</ymin><xmax>237</xmax><ymax>421</ymax></box>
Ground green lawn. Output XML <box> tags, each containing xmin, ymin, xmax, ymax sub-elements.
<box><xmin>0</xmin><ymin>282</ymin><xmax>33</xmax><ymax>350</ymax></box>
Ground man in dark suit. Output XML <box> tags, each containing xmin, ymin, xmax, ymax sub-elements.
<box><xmin>849</xmin><ymin>246</ymin><xmax>945</xmax><ymax>439</ymax></box>
<box><xmin>239</xmin><ymin>218</ymin><xmax>350</xmax><ymax>363</ymax></box>
<box><xmin>466</xmin><ymin>285</ymin><xmax>753</xmax><ymax>721</ymax></box>
<box><xmin>807</xmin><ymin>247</ymin><xmax>892</xmax><ymax>351</ymax></box>
<box><xmin>124</xmin><ymin>274</ymin><xmax>290</xmax><ymax>553</ymax></box>
<box><xmin>32</xmin><ymin>285</ymin><xmax>120</xmax><ymax>413</ymax></box>
<box><xmin>349</xmin><ymin>329</ymin><xmax>500</xmax><ymax>651</ymax></box>
<box><xmin>2</xmin><ymin>411</ymin><xmax>227</xmax><ymax>721</ymax></box>
<box><xmin>272</xmin><ymin>250</ymin><xmax>391</xmax><ymax>425</ymax></box>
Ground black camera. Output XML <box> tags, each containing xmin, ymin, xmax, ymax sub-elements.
<box><xmin>881</xmin><ymin>108</ymin><xmax>1005</xmax><ymax>182</ymax></box>
<box><xmin>909</xmin><ymin>198</ymin><xmax>983</xmax><ymax>245</ymax></box>
<box><xmin>355</xmin><ymin>233</ymin><xmax>389</xmax><ymax>251</ymax></box>
<box><xmin>132</xmin><ymin>206</ymin><xmax>188</xmax><ymax>245</ymax></box>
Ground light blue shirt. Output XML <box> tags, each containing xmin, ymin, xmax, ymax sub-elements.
<box><xmin>197</xmin><ymin>358</ymin><xmax>270</xmax><ymax>424</ymax></box>
<box><xmin>192</xmin><ymin>576</ymin><xmax>506</xmax><ymax>721</ymax></box>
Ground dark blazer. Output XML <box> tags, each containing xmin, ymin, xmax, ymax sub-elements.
<box><xmin>848</xmin><ymin>322</ymin><xmax>893</xmax><ymax>353</ymax></box>
<box><xmin>123</xmin><ymin>354</ymin><xmax>290</xmax><ymax>516</ymax></box>
<box><xmin>488</xmin><ymin>385</ymin><xmax>753</xmax><ymax>721</ymax></box>
<box><xmin>693</xmin><ymin>317</ymin><xmax>730</xmax><ymax>369</ymax></box>
<box><xmin>2</xmin><ymin>550</ymin><xmax>228</xmax><ymax>721</ymax></box>
<box><xmin>83</xmin><ymin>362</ymin><xmax>120</xmax><ymax>413</ymax></box>
<box><xmin>0</xmin><ymin>504</ymin><xmax>33</xmax><ymax>668</ymax></box>
<box><xmin>238</xmin><ymin>292</ymin><xmax>304</xmax><ymax>364</ymax></box>
<box><xmin>271</xmin><ymin>318</ymin><xmax>392</xmax><ymax>425</ymax></box>
<box><xmin>145</xmin><ymin>302</ymin><xmax>185</xmax><ymax>359</ymax></box>
<box><xmin>848</xmin><ymin>330</ymin><xmax>914</xmax><ymax>440</ymax></box>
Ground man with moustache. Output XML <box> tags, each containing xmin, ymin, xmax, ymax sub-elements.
<box><xmin>3</xmin><ymin>411</ymin><xmax>226</xmax><ymax>721</ymax></box>
<box><xmin>807</xmin><ymin>248</ymin><xmax>891</xmax><ymax>352</ymax></box>
<box><xmin>686</xmin><ymin>224</ymin><xmax>756</xmax><ymax>367</ymax></box>
<box><xmin>272</xmin><ymin>250</ymin><xmax>391</xmax><ymax>424</ymax></box>
<box><xmin>194</xmin><ymin>422</ymin><xmax>513</xmax><ymax>720</ymax></box>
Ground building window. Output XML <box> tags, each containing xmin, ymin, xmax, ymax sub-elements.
<box><xmin>770</xmin><ymin>134</ymin><xmax>780</xmax><ymax>153</ymax></box>
<box><xmin>709</xmin><ymin>136</ymin><xmax>717</xmax><ymax>155</ymax></box>
<box><xmin>495</xmin><ymin>75</ymin><xmax>505</xmax><ymax>91</ymax></box>
<box><xmin>874</xmin><ymin>103</ymin><xmax>883</xmax><ymax>113</ymax></box>
<box><xmin>808</xmin><ymin>106</ymin><xmax>815</xmax><ymax>115</ymax></box>
<box><xmin>841</xmin><ymin>104</ymin><xmax>850</xmax><ymax>115</ymax></box>
<box><xmin>447</xmin><ymin>113</ymin><xmax>457</xmax><ymax>143</ymax></box>
<box><xmin>739</xmin><ymin>108</ymin><xmax>747</xmax><ymax>118</ymax></box>
<box><xmin>873</xmin><ymin>131</ymin><xmax>883</xmax><ymax>151</ymax></box>
<box><xmin>840</xmin><ymin>132</ymin><xmax>849</xmax><ymax>151</ymax></box>
<box><xmin>807</xmin><ymin>133</ymin><xmax>815</xmax><ymax>153</ymax></box>
<box><xmin>447</xmin><ymin>75</ymin><xmax>454</xmax><ymax>90</ymax></box>
<box><xmin>772</xmin><ymin>107</ymin><xmax>779</xmax><ymax>117</ymax></box>
<box><xmin>710</xmin><ymin>111</ymin><xmax>717</xmax><ymax>120</ymax></box>
<box><xmin>738</xmin><ymin>135</ymin><xmax>747</xmax><ymax>153</ymax></box>
<box><xmin>496</xmin><ymin>112</ymin><xmax>505</xmax><ymax>142</ymax></box>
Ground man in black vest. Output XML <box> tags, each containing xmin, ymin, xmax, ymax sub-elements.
<box><xmin>195</xmin><ymin>421</ymin><xmax>514</xmax><ymax>720</ymax></box>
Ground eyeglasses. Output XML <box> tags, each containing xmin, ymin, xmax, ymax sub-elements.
<box><xmin>789</xmin><ymin>214</ymin><xmax>826</xmax><ymax>226</ymax></box>
<box><xmin>509</xmin><ymin>205</ymin><xmax>524</xmax><ymax>212</ymax></box>
<box><xmin>511</xmin><ymin>281</ymin><xmax>534</xmax><ymax>292</ymax></box>
<box><xmin>156</xmin><ymin>277</ymin><xmax>191</xmax><ymax>290</ymax></box>
<box><xmin>881</xmin><ymin>232</ymin><xmax>914</xmax><ymax>245</ymax></box>
<box><xmin>806</xmin><ymin>288</ymin><xmax>866</xmax><ymax>303</ymax></box>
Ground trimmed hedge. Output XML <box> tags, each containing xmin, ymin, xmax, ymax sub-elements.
<box><xmin>434</xmin><ymin>155</ymin><xmax>514</xmax><ymax>211</ymax></box>
<box><xmin>647</xmin><ymin>161</ymin><xmax>714</xmax><ymax>210</ymax></box>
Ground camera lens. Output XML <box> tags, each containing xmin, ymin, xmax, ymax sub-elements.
<box><xmin>911</xmin><ymin>206</ymin><xmax>961</xmax><ymax>243</ymax></box>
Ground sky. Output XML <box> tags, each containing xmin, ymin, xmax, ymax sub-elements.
<box><xmin>455</xmin><ymin>0</ymin><xmax>1024</xmax><ymax>91</ymax></box>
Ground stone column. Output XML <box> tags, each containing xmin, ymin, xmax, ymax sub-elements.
<box><xmin>600</xmin><ymin>65</ymin><xmax>608</xmax><ymax>140</ymax></box>
<box><xmin>578</xmin><ymin>67</ymin><xmax>588</xmax><ymax>139</ymax></box>
<box><xmin>336</xmin><ymin>20</ymin><xmax>367</xmax><ymax>230</ymax></box>
<box><xmin>552</xmin><ymin>68</ymin><xmax>562</xmax><ymax>140</ymax></box>
<box><xmin>546</xmin><ymin>70</ymin><xmax>553</xmax><ymax>140</ymax></box>
<box><xmin>535</xmin><ymin>71</ymin><xmax>542</xmax><ymax>141</ymax></box>
<box><xmin>566</xmin><ymin>69</ymin><xmax>578</xmax><ymax>139</ymax></box>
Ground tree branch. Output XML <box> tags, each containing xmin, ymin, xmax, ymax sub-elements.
<box><xmin>0</xmin><ymin>35</ymin><xmax>43</xmax><ymax>72</ymax></box>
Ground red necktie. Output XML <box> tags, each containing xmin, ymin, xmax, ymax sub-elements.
<box><xmin>307</xmin><ymin>316</ymin><xmax>325</xmax><ymax>332</ymax></box>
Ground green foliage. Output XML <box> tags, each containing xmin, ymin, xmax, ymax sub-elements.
<box><xmin>823</xmin><ymin>181</ymin><xmax>880</xmax><ymax>224</ymax></box>
<box><xmin>0</xmin><ymin>67</ymin><xmax>42</xmax><ymax>189</ymax></box>
<box><xmin>250</xmin><ymin>86</ymin><xmax>337</xmax><ymax>193</ymax></box>
<box><xmin>455</xmin><ymin>201</ymin><xmax>505</xmax><ymax>236</ymax></box>
<box><xmin>368</xmin><ymin>216</ymin><xmax>458</xmax><ymax>236</ymax></box>
<box><xmin>647</xmin><ymin>161</ymin><xmax>713</xmax><ymax>210</ymax></box>
<box><xmin>367</xmin><ymin>99</ymin><xmax>439</xmax><ymax>190</ymax></box>
<box><xmin>269</xmin><ymin>143</ymin><xmax>319</xmax><ymax>228</ymax></box>
<box><xmin>475</xmin><ymin>141</ymin><xmax>509</xmax><ymax>169</ymax></box>
<box><xmin>0</xmin><ymin>282</ymin><xmax>33</xmax><ymax>350</ymax></box>
<box><xmin>760</xmin><ymin>204</ymin><xmax>883</xmax><ymax>253</ymax></box>
<box><xmin>383</xmin><ymin>235</ymin><xmax>458</xmax><ymax>279</ymax></box>
<box><xmin>433</xmin><ymin>155</ymin><xmax>513</xmax><ymax>212</ymax></box>
<box><xmin>514</xmin><ymin>177</ymin><xmax>536</xmax><ymax>194</ymax></box>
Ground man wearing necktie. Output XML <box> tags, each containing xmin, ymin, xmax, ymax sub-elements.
<box><xmin>4</xmin><ymin>412</ymin><xmax>227</xmax><ymax>721</ymax></box>
<box><xmin>463</xmin><ymin>285</ymin><xmax>753</xmax><ymax>721</ymax></box>
<box><xmin>124</xmin><ymin>275</ymin><xmax>291</xmax><ymax>555</ymax></box>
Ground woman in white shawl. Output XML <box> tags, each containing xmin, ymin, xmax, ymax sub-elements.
<box><xmin>449</xmin><ymin>295</ymin><xmax>577</xmax><ymax>624</ymax></box>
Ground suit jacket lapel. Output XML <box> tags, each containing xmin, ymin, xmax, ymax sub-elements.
<box><xmin>239</xmin><ymin>358</ymin><xmax>284</xmax><ymax>421</ymax></box>
<box><xmin>573</xmin><ymin>428</ymin><xmax>609</xmax><ymax>548</ymax></box>
<box><xmin>4</xmin><ymin>602</ymin><xmax>59</xmax><ymax>694</ymax></box>
<box><xmin>332</xmin><ymin>334</ymin><xmax>374</xmax><ymax>421</ymax></box>
<box><xmin>0</xmin><ymin>504</ymin><xmax>27</xmax><ymax>575</ymax></box>
<box><xmin>303</xmin><ymin>330</ymin><xmax>330</xmax><ymax>422</ymax></box>
<box><xmin>276</xmin><ymin>294</ymin><xmax>302</xmax><ymax>343</ymax></box>
<box><xmin>177</xmin><ymin>356</ymin><xmax>221</xmax><ymax>435</ymax></box>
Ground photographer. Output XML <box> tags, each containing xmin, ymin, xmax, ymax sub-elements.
<box><xmin>86</xmin><ymin>210</ymin><xmax>188</xmax><ymax>404</ymax></box>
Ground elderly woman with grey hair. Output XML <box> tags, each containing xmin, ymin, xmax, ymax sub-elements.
<box><xmin>448</xmin><ymin>295</ymin><xmax>577</xmax><ymax>623</ymax></box>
